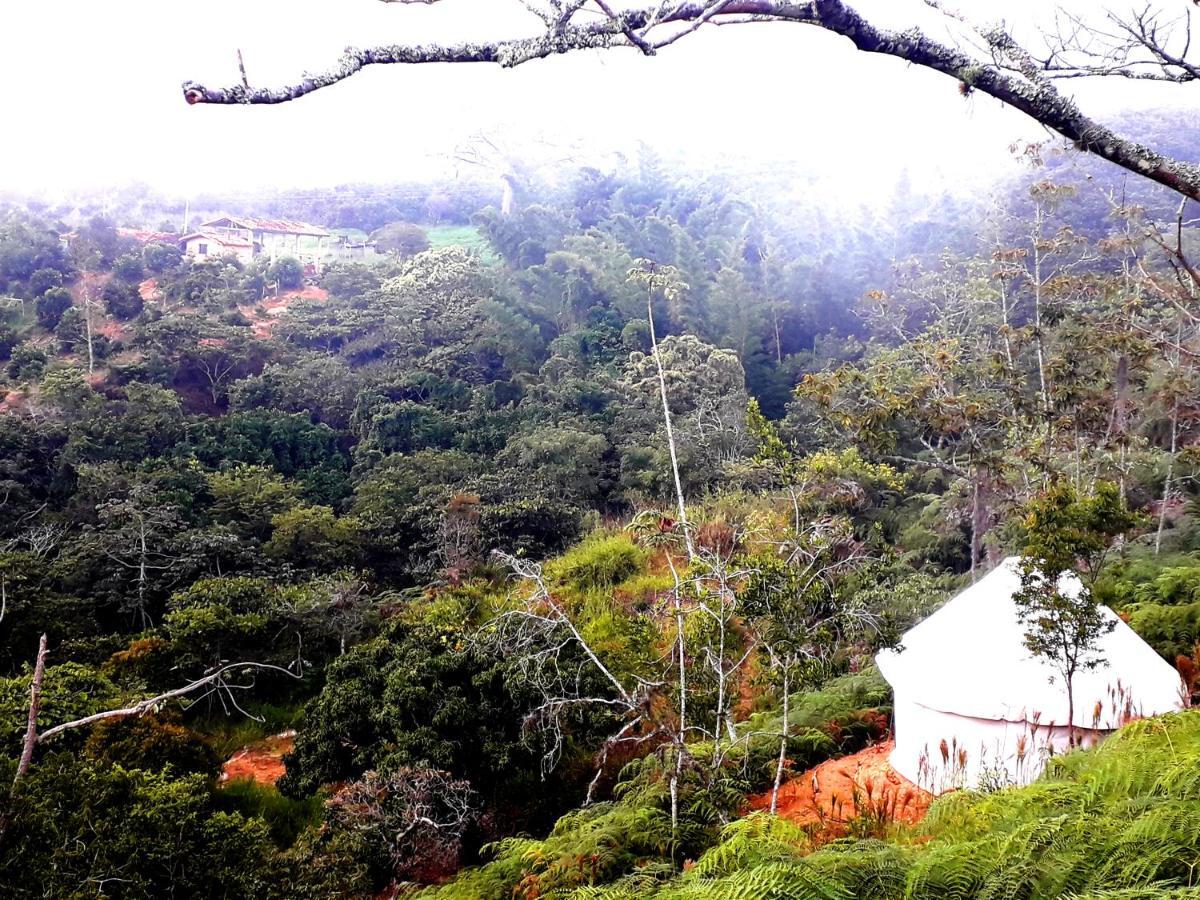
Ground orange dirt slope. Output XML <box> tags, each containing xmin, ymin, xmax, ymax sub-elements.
<box><xmin>750</xmin><ymin>741</ymin><xmax>933</xmax><ymax>831</ymax></box>
<box><xmin>220</xmin><ymin>730</ymin><xmax>295</xmax><ymax>786</ymax></box>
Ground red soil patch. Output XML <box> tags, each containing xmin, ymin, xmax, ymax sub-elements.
<box><xmin>241</xmin><ymin>285</ymin><xmax>328</xmax><ymax>339</ymax></box>
<box><xmin>220</xmin><ymin>731</ymin><xmax>295</xmax><ymax>786</ymax></box>
<box><xmin>69</xmin><ymin>271</ymin><xmax>111</xmax><ymax>304</ymax></box>
<box><xmin>0</xmin><ymin>389</ymin><xmax>26</xmax><ymax>413</ymax></box>
<box><xmin>139</xmin><ymin>277</ymin><xmax>162</xmax><ymax>303</ymax></box>
<box><xmin>96</xmin><ymin>317</ymin><xmax>127</xmax><ymax>342</ymax></box>
<box><xmin>750</xmin><ymin>741</ymin><xmax>933</xmax><ymax>832</ymax></box>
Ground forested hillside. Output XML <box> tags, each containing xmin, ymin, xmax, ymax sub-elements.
<box><xmin>1</xmin><ymin>131</ymin><xmax>1200</xmax><ymax>898</ymax></box>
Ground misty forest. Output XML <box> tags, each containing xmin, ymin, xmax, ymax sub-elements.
<box><xmin>5</xmin><ymin>1</ymin><xmax>1200</xmax><ymax>897</ymax></box>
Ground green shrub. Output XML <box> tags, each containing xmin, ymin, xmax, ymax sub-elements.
<box><xmin>549</xmin><ymin>534</ymin><xmax>646</xmax><ymax>591</ymax></box>
<box><xmin>113</xmin><ymin>253</ymin><xmax>145</xmax><ymax>282</ymax></box>
<box><xmin>34</xmin><ymin>286</ymin><xmax>72</xmax><ymax>329</ymax></box>
<box><xmin>1134</xmin><ymin>566</ymin><xmax>1200</xmax><ymax>606</ymax></box>
<box><xmin>102</xmin><ymin>278</ymin><xmax>144</xmax><ymax>319</ymax></box>
<box><xmin>508</xmin><ymin>710</ymin><xmax>1200</xmax><ymax>899</ymax></box>
<box><xmin>268</xmin><ymin>256</ymin><xmax>304</xmax><ymax>289</ymax></box>
<box><xmin>82</xmin><ymin>712</ymin><xmax>221</xmax><ymax>776</ymax></box>
<box><xmin>1125</xmin><ymin>601</ymin><xmax>1200</xmax><ymax>660</ymax></box>
<box><xmin>218</xmin><ymin>778</ymin><xmax>322</xmax><ymax>848</ymax></box>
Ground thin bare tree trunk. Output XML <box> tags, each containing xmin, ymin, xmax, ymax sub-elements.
<box><xmin>13</xmin><ymin>635</ymin><xmax>48</xmax><ymax>788</ymax></box>
<box><xmin>1032</xmin><ymin>204</ymin><xmax>1052</xmax><ymax>463</ymax></box>
<box><xmin>1066</xmin><ymin>672</ymin><xmax>1077</xmax><ymax>750</ymax></box>
<box><xmin>771</xmin><ymin>303</ymin><xmax>782</xmax><ymax>366</ymax></box>
<box><xmin>0</xmin><ymin>634</ymin><xmax>50</xmax><ymax>851</ymax></box>
<box><xmin>82</xmin><ymin>286</ymin><xmax>95</xmax><ymax>375</ymax></box>
<box><xmin>998</xmin><ymin>280</ymin><xmax>1016</xmax><ymax>379</ymax></box>
<box><xmin>137</xmin><ymin>519</ymin><xmax>150</xmax><ymax>627</ymax></box>
<box><xmin>647</xmin><ymin>292</ymin><xmax>694</xmax><ymax>559</ymax></box>
<box><xmin>770</xmin><ymin>662</ymin><xmax>790</xmax><ymax>815</ymax></box>
<box><xmin>970</xmin><ymin>476</ymin><xmax>980</xmax><ymax>582</ymax></box>
<box><xmin>1156</xmin><ymin>398</ymin><xmax>1179</xmax><ymax>556</ymax></box>
<box><xmin>666</xmin><ymin>553</ymin><xmax>686</xmax><ymax>839</ymax></box>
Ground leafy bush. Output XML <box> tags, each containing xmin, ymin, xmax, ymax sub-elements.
<box><xmin>218</xmin><ymin>778</ymin><xmax>323</xmax><ymax>848</ymax></box>
<box><xmin>268</xmin><ymin>256</ymin><xmax>305</xmax><ymax>289</ymax></box>
<box><xmin>102</xmin><ymin>277</ymin><xmax>144</xmax><ymax>319</ymax></box>
<box><xmin>1133</xmin><ymin>566</ymin><xmax>1200</xmax><ymax>606</ymax></box>
<box><xmin>6</xmin><ymin>343</ymin><xmax>47</xmax><ymax>381</ymax></box>
<box><xmin>54</xmin><ymin>305</ymin><xmax>84</xmax><ymax>352</ymax></box>
<box><xmin>509</xmin><ymin>710</ymin><xmax>1200</xmax><ymax>899</ymax></box>
<box><xmin>113</xmin><ymin>252</ymin><xmax>145</xmax><ymax>282</ymax></box>
<box><xmin>548</xmin><ymin>534</ymin><xmax>646</xmax><ymax>591</ymax></box>
<box><xmin>0</xmin><ymin>757</ymin><xmax>276</xmax><ymax>898</ymax></box>
<box><xmin>1125</xmin><ymin>601</ymin><xmax>1200</xmax><ymax>661</ymax></box>
<box><xmin>425</xmin><ymin>669</ymin><xmax>893</xmax><ymax>898</ymax></box>
<box><xmin>82</xmin><ymin>711</ymin><xmax>222</xmax><ymax>776</ymax></box>
<box><xmin>143</xmin><ymin>240</ymin><xmax>183</xmax><ymax>273</ymax></box>
<box><xmin>34</xmin><ymin>286</ymin><xmax>72</xmax><ymax>329</ymax></box>
<box><xmin>28</xmin><ymin>267</ymin><xmax>64</xmax><ymax>297</ymax></box>
<box><xmin>0</xmin><ymin>324</ymin><xmax>16</xmax><ymax>360</ymax></box>
<box><xmin>372</xmin><ymin>222</ymin><xmax>431</xmax><ymax>257</ymax></box>
<box><xmin>479</xmin><ymin>497</ymin><xmax>586</xmax><ymax>560</ymax></box>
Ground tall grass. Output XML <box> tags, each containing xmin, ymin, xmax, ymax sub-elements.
<box><xmin>217</xmin><ymin>778</ymin><xmax>322</xmax><ymax>848</ymax></box>
<box><xmin>193</xmin><ymin>700</ymin><xmax>304</xmax><ymax>758</ymax></box>
<box><xmin>425</xmin><ymin>225</ymin><xmax>500</xmax><ymax>264</ymax></box>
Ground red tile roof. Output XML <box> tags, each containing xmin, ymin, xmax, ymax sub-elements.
<box><xmin>200</xmin><ymin>216</ymin><xmax>330</xmax><ymax>237</ymax></box>
<box><xmin>117</xmin><ymin>228</ymin><xmax>179</xmax><ymax>244</ymax></box>
<box><xmin>180</xmin><ymin>230</ymin><xmax>253</xmax><ymax>249</ymax></box>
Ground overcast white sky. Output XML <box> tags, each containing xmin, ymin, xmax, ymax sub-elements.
<box><xmin>0</xmin><ymin>0</ymin><xmax>1187</xmax><ymax>200</ymax></box>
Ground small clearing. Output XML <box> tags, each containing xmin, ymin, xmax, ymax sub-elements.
<box><xmin>750</xmin><ymin>741</ymin><xmax>933</xmax><ymax>831</ymax></box>
<box><xmin>241</xmin><ymin>285</ymin><xmax>328</xmax><ymax>339</ymax></box>
<box><xmin>221</xmin><ymin>730</ymin><xmax>296</xmax><ymax>786</ymax></box>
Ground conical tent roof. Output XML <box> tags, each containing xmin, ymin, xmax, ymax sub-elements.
<box><xmin>876</xmin><ymin>558</ymin><xmax>1184</xmax><ymax>729</ymax></box>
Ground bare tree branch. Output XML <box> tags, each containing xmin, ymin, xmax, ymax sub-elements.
<box><xmin>594</xmin><ymin>0</ymin><xmax>656</xmax><ymax>54</ymax></box>
<box><xmin>37</xmin><ymin>660</ymin><xmax>300</xmax><ymax>743</ymax></box>
<box><xmin>181</xmin><ymin>1</ymin><xmax>1200</xmax><ymax>202</ymax></box>
<box><xmin>328</xmin><ymin>766</ymin><xmax>474</xmax><ymax>880</ymax></box>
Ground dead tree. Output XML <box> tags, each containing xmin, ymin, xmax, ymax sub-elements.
<box><xmin>0</xmin><ymin>634</ymin><xmax>298</xmax><ymax>850</ymax></box>
<box><xmin>488</xmin><ymin>550</ymin><xmax>663</xmax><ymax>803</ymax></box>
<box><xmin>627</xmin><ymin>260</ymin><xmax>696</xmax><ymax>560</ymax></box>
<box><xmin>182</xmin><ymin>1</ymin><xmax>1200</xmax><ymax>203</ymax></box>
<box><xmin>327</xmin><ymin>766</ymin><xmax>475</xmax><ymax>882</ymax></box>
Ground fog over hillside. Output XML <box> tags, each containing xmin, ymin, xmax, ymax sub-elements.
<box><xmin>3</xmin><ymin>3</ymin><xmax>1200</xmax><ymax>897</ymax></box>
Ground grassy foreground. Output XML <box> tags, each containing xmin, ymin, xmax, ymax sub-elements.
<box><xmin>426</xmin><ymin>708</ymin><xmax>1200</xmax><ymax>899</ymax></box>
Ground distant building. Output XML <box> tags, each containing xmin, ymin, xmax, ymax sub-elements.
<box><xmin>179</xmin><ymin>230</ymin><xmax>255</xmax><ymax>265</ymax></box>
<box><xmin>179</xmin><ymin>216</ymin><xmax>372</xmax><ymax>272</ymax></box>
<box><xmin>338</xmin><ymin>240</ymin><xmax>377</xmax><ymax>262</ymax></box>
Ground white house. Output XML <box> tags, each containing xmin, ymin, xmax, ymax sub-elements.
<box><xmin>180</xmin><ymin>217</ymin><xmax>374</xmax><ymax>272</ymax></box>
<box><xmin>179</xmin><ymin>230</ymin><xmax>255</xmax><ymax>265</ymax></box>
<box><xmin>204</xmin><ymin>216</ymin><xmax>331</xmax><ymax>261</ymax></box>
<box><xmin>876</xmin><ymin>558</ymin><xmax>1186</xmax><ymax>793</ymax></box>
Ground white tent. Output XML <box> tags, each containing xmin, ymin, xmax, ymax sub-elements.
<box><xmin>876</xmin><ymin>557</ymin><xmax>1185</xmax><ymax>793</ymax></box>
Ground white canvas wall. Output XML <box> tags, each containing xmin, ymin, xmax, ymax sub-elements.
<box><xmin>889</xmin><ymin>697</ymin><xmax>1103</xmax><ymax>793</ymax></box>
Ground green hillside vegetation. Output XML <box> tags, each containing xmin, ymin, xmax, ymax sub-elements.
<box><xmin>451</xmin><ymin>708</ymin><xmax>1200</xmax><ymax>900</ymax></box>
<box><xmin>1</xmin><ymin>143</ymin><xmax>1200</xmax><ymax>896</ymax></box>
<box><xmin>426</xmin><ymin>224</ymin><xmax>500</xmax><ymax>264</ymax></box>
